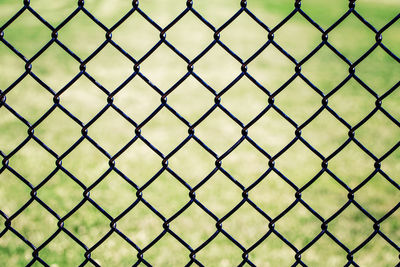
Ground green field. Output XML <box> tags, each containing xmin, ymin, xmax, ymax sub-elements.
<box><xmin>0</xmin><ymin>0</ymin><xmax>399</xmax><ymax>266</ymax></box>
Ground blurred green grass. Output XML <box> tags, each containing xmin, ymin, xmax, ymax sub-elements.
<box><xmin>0</xmin><ymin>0</ymin><xmax>399</xmax><ymax>266</ymax></box>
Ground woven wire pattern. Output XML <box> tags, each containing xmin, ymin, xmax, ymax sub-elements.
<box><xmin>0</xmin><ymin>0</ymin><xmax>399</xmax><ymax>265</ymax></box>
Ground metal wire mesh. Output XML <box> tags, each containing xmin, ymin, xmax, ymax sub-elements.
<box><xmin>0</xmin><ymin>0</ymin><xmax>399</xmax><ymax>266</ymax></box>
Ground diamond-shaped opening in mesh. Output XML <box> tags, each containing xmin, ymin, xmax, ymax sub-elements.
<box><xmin>170</xmin><ymin>204</ymin><xmax>215</xmax><ymax>248</ymax></box>
<box><xmin>248</xmin><ymin>43</ymin><xmax>294</xmax><ymax>92</ymax></box>
<box><xmin>88</xmin><ymin>108</ymin><xmax>135</xmax><ymax>155</ymax></box>
<box><xmin>302</xmin><ymin>46</ymin><xmax>349</xmax><ymax>95</ymax></box>
<box><xmin>328</xmin><ymin>141</ymin><xmax>375</xmax><ymax>188</ymax></box>
<box><xmin>0</xmin><ymin>43</ymin><xmax>25</xmax><ymax>89</ymax></box>
<box><xmin>112</xmin><ymin>11</ymin><xmax>159</xmax><ymax>60</ymax></box>
<box><xmin>329</xmin><ymin>14</ymin><xmax>375</xmax><ymax>62</ymax></box>
<box><xmin>275</xmin><ymin>203</ymin><xmax>321</xmax><ymax>249</ymax></box>
<box><xmin>57</xmin><ymin>10</ymin><xmax>105</xmax><ymax>59</ymax></box>
<box><xmin>194</xmin><ymin>44</ymin><xmax>241</xmax><ymax>92</ymax></box>
<box><xmin>3</xmin><ymin>10</ymin><xmax>50</xmax><ymax>58</ymax></box>
<box><xmin>355</xmin><ymin>173</ymin><xmax>400</xmax><ymax>219</ymax></box>
<box><xmin>195</xmin><ymin>233</ymin><xmax>243</xmax><ymax>266</ymax></box>
<box><xmin>86</xmin><ymin>44</ymin><xmax>133</xmax><ymax>91</ymax></box>
<box><xmin>328</xmin><ymin>204</ymin><xmax>373</xmax><ymax>249</ymax></box>
<box><xmin>301</xmin><ymin>172</ymin><xmax>348</xmax><ymax>219</ymax></box>
<box><xmin>356</xmin><ymin>47</ymin><xmax>400</xmax><ymax>96</ymax></box>
<box><xmin>195</xmin><ymin>108</ymin><xmax>242</xmax><ymax>156</ymax></box>
<box><xmin>356</xmin><ymin>0</ymin><xmax>400</xmax><ymax>30</ymax></box>
<box><xmin>353</xmin><ymin>234</ymin><xmax>399</xmax><ymax>266</ymax></box>
<box><xmin>90</xmin><ymin>171</ymin><xmax>136</xmax><ymax>218</ymax></box>
<box><xmin>167</xmin><ymin>75</ymin><xmax>214</xmax><ymax>124</ymax></box>
<box><xmin>0</xmin><ymin>108</ymin><xmax>27</xmax><ymax>155</ymax></box>
<box><xmin>91</xmin><ymin>232</ymin><xmax>136</xmax><ymax>266</ymax></box>
<box><xmin>195</xmin><ymin>171</ymin><xmax>242</xmax><ymax>219</ymax></box>
<box><xmin>0</xmin><ymin>169</ymin><xmax>30</xmax><ymax>215</ymax></box>
<box><xmin>221</xmin><ymin>77</ymin><xmax>268</xmax><ymax>124</ymax></box>
<box><xmin>223</xmin><ymin>202</ymin><xmax>269</xmax><ymax>248</ymax></box>
<box><xmin>220</xmin><ymin>12</ymin><xmax>267</xmax><ymax>60</ymax></box>
<box><xmin>143</xmin><ymin>171</ymin><xmax>188</xmax><ymax>218</ymax></box>
<box><xmin>301</xmin><ymin>234</ymin><xmax>347</xmax><ymax>266</ymax></box>
<box><xmin>5</xmin><ymin>76</ymin><xmax>53</xmax><ymax>123</ymax></box>
<box><xmin>381</xmin><ymin>19</ymin><xmax>400</xmax><ymax>56</ymax></box>
<box><xmin>273</xmin><ymin>12</ymin><xmax>321</xmax><ymax>60</ymax></box>
<box><xmin>65</xmin><ymin>202</ymin><xmax>110</xmax><ymax>247</ymax></box>
<box><xmin>32</xmin><ymin>44</ymin><xmax>78</xmax><ymax>91</ymax></box>
<box><xmin>144</xmin><ymin>233</ymin><xmax>189</xmax><ymax>266</ymax></box>
<box><xmin>12</xmin><ymin>201</ymin><xmax>58</xmax><ymax>246</ymax></box>
<box><xmin>62</xmin><ymin>139</ymin><xmax>109</xmax><ymax>186</ymax></box>
<box><xmin>248</xmin><ymin>231</ymin><xmax>295</xmax><ymax>266</ymax></box>
<box><xmin>115</xmin><ymin>139</ymin><xmax>161</xmax><ymax>187</ymax></box>
<box><xmin>167</xmin><ymin>12</ymin><xmax>214</xmax><ymax>60</ymax></box>
<box><xmin>275</xmin><ymin>141</ymin><xmax>322</xmax><ymax>187</ymax></box>
<box><xmin>328</xmin><ymin>78</ymin><xmax>376</xmax><ymax>126</ymax></box>
<box><xmin>222</xmin><ymin>140</ymin><xmax>268</xmax><ymax>187</ymax></box>
<box><xmin>34</xmin><ymin>107</ymin><xmax>81</xmax><ymax>155</ymax></box>
<box><xmin>275</xmin><ymin>77</ymin><xmax>322</xmax><ymax>124</ymax></box>
<box><xmin>116</xmin><ymin>201</ymin><xmax>163</xmax><ymax>249</ymax></box>
<box><xmin>248</xmin><ymin>109</ymin><xmax>294</xmax><ymax>156</ymax></box>
<box><xmin>141</xmin><ymin>107</ymin><xmax>187</xmax><ymax>155</ymax></box>
<box><xmin>60</xmin><ymin>76</ymin><xmax>106</xmax><ymax>124</ymax></box>
<box><xmin>381</xmin><ymin>146</ymin><xmax>399</xmax><ymax>182</ymax></box>
<box><xmin>356</xmin><ymin>111</ymin><xmax>400</xmax><ymax>156</ymax></box>
<box><xmin>0</xmin><ymin>230</ymin><xmax>33</xmax><ymax>266</ymax></box>
<box><xmin>29</xmin><ymin>1</ymin><xmax>77</xmax><ymax>26</ymax></box>
<box><xmin>113</xmin><ymin>76</ymin><xmax>160</xmax><ymax>124</ymax></box>
<box><xmin>382</xmin><ymin>86</ymin><xmax>399</xmax><ymax>122</ymax></box>
<box><xmin>39</xmin><ymin>231</ymin><xmax>86</xmax><ymax>266</ymax></box>
<box><xmin>249</xmin><ymin>172</ymin><xmax>295</xmax><ymax>218</ymax></box>
<box><xmin>38</xmin><ymin>170</ymin><xmax>83</xmax><ymax>216</ymax></box>
<box><xmin>302</xmin><ymin>109</ymin><xmax>348</xmax><ymax>156</ymax></box>
<box><xmin>10</xmin><ymin>140</ymin><xmax>55</xmax><ymax>186</ymax></box>
<box><xmin>300</xmin><ymin>1</ymin><xmax>348</xmax><ymax>30</ymax></box>
<box><xmin>380</xmin><ymin>208</ymin><xmax>400</xmax><ymax>245</ymax></box>
<box><xmin>139</xmin><ymin>0</ymin><xmax>184</xmax><ymax>28</ymax></box>
<box><xmin>139</xmin><ymin>43</ymin><xmax>187</xmax><ymax>92</ymax></box>
<box><xmin>168</xmin><ymin>139</ymin><xmax>215</xmax><ymax>187</ymax></box>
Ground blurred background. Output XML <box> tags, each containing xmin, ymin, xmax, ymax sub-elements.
<box><xmin>0</xmin><ymin>0</ymin><xmax>399</xmax><ymax>266</ymax></box>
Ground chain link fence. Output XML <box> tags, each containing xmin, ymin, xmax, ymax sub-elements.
<box><xmin>0</xmin><ymin>0</ymin><xmax>399</xmax><ymax>265</ymax></box>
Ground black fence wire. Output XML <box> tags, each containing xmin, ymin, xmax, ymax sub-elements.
<box><xmin>0</xmin><ymin>0</ymin><xmax>399</xmax><ymax>266</ymax></box>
